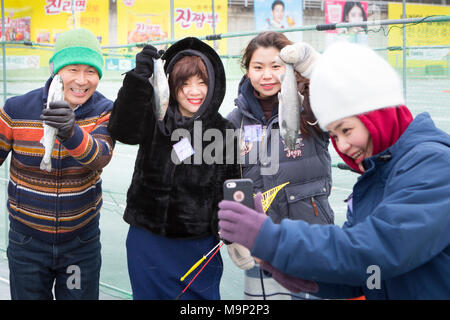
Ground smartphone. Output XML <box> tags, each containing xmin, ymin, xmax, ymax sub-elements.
<box><xmin>223</xmin><ymin>178</ymin><xmax>254</xmax><ymax>209</ymax></box>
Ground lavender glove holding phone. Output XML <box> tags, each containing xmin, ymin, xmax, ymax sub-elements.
<box><xmin>218</xmin><ymin>192</ymin><xmax>266</xmax><ymax>250</ymax></box>
<box><xmin>219</xmin><ymin>190</ymin><xmax>318</xmax><ymax>294</ymax></box>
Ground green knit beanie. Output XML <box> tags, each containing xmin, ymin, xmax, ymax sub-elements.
<box><xmin>49</xmin><ymin>28</ymin><xmax>104</xmax><ymax>78</ymax></box>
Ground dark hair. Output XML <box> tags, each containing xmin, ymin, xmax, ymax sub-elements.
<box><xmin>343</xmin><ymin>1</ymin><xmax>367</xmax><ymax>30</ymax></box>
<box><xmin>271</xmin><ymin>0</ymin><xmax>285</xmax><ymax>10</ymax></box>
<box><xmin>241</xmin><ymin>31</ymin><xmax>323</xmax><ymax>138</ymax></box>
<box><xmin>168</xmin><ymin>55</ymin><xmax>208</xmax><ymax>98</ymax></box>
<box><xmin>241</xmin><ymin>31</ymin><xmax>292</xmax><ymax>71</ymax></box>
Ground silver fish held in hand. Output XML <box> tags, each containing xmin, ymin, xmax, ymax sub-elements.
<box><xmin>149</xmin><ymin>58</ymin><xmax>170</xmax><ymax>121</ymax></box>
<box><xmin>277</xmin><ymin>61</ymin><xmax>303</xmax><ymax>151</ymax></box>
<box><xmin>40</xmin><ymin>74</ymin><xmax>64</xmax><ymax>172</ymax></box>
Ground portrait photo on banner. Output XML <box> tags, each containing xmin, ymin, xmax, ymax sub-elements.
<box><xmin>254</xmin><ymin>0</ymin><xmax>303</xmax><ymax>41</ymax></box>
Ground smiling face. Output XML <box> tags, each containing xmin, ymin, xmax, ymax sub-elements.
<box><xmin>246</xmin><ymin>46</ymin><xmax>285</xmax><ymax>98</ymax></box>
<box><xmin>58</xmin><ymin>64</ymin><xmax>99</xmax><ymax>108</ymax></box>
<box><xmin>176</xmin><ymin>75</ymin><xmax>208</xmax><ymax>117</ymax></box>
<box><xmin>272</xmin><ymin>4</ymin><xmax>285</xmax><ymax>24</ymax></box>
<box><xmin>327</xmin><ymin>116</ymin><xmax>373</xmax><ymax>172</ymax></box>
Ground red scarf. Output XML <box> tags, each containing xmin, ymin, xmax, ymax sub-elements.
<box><xmin>331</xmin><ymin>106</ymin><xmax>413</xmax><ymax>174</ymax></box>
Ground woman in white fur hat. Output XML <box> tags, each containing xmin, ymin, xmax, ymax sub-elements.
<box><xmin>217</xmin><ymin>41</ymin><xmax>450</xmax><ymax>299</ymax></box>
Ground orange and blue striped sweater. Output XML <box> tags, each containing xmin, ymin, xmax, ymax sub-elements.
<box><xmin>0</xmin><ymin>77</ymin><xmax>114</xmax><ymax>243</ymax></box>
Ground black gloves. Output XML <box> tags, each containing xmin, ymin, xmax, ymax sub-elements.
<box><xmin>41</xmin><ymin>101</ymin><xmax>76</xmax><ymax>142</ymax></box>
<box><xmin>134</xmin><ymin>45</ymin><xmax>161</xmax><ymax>78</ymax></box>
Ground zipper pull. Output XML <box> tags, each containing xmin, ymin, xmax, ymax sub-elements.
<box><xmin>311</xmin><ymin>197</ymin><xmax>319</xmax><ymax>217</ymax></box>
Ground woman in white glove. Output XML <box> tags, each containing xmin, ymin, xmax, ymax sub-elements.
<box><xmin>226</xmin><ymin>31</ymin><xmax>334</xmax><ymax>300</ymax></box>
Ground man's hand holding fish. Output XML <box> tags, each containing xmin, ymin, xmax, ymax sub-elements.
<box><xmin>41</xmin><ymin>100</ymin><xmax>76</xmax><ymax>142</ymax></box>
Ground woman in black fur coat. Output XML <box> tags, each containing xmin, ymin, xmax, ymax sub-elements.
<box><xmin>108</xmin><ymin>38</ymin><xmax>240</xmax><ymax>300</ymax></box>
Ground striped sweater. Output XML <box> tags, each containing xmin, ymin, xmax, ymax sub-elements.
<box><xmin>0</xmin><ymin>77</ymin><xmax>114</xmax><ymax>243</ymax></box>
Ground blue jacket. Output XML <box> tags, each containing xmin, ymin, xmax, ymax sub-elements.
<box><xmin>252</xmin><ymin>113</ymin><xmax>450</xmax><ymax>299</ymax></box>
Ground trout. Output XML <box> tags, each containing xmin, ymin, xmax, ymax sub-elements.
<box><xmin>278</xmin><ymin>62</ymin><xmax>303</xmax><ymax>151</ymax></box>
<box><xmin>149</xmin><ymin>58</ymin><xmax>170</xmax><ymax>121</ymax></box>
<box><xmin>40</xmin><ymin>74</ymin><xmax>64</xmax><ymax>172</ymax></box>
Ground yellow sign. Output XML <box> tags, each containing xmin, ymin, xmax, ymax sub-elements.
<box><xmin>173</xmin><ymin>0</ymin><xmax>227</xmax><ymax>52</ymax></box>
<box><xmin>116</xmin><ymin>0</ymin><xmax>227</xmax><ymax>54</ymax></box>
<box><xmin>116</xmin><ymin>0</ymin><xmax>169</xmax><ymax>46</ymax></box>
<box><xmin>2</xmin><ymin>0</ymin><xmax>109</xmax><ymax>68</ymax></box>
<box><xmin>388</xmin><ymin>3</ymin><xmax>450</xmax><ymax>73</ymax></box>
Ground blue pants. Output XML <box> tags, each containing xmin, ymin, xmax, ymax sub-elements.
<box><xmin>7</xmin><ymin>225</ymin><xmax>101</xmax><ymax>300</ymax></box>
<box><xmin>126</xmin><ymin>226</ymin><xmax>223</xmax><ymax>300</ymax></box>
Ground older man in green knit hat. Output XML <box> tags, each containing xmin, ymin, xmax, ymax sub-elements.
<box><xmin>50</xmin><ymin>28</ymin><xmax>104</xmax><ymax>78</ymax></box>
<box><xmin>1</xmin><ymin>28</ymin><xmax>114</xmax><ymax>300</ymax></box>
<box><xmin>47</xmin><ymin>28</ymin><xmax>104</xmax><ymax>114</ymax></box>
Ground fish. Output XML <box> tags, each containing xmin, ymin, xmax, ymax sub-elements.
<box><xmin>149</xmin><ymin>58</ymin><xmax>170</xmax><ymax>121</ymax></box>
<box><xmin>40</xmin><ymin>74</ymin><xmax>64</xmax><ymax>172</ymax></box>
<box><xmin>277</xmin><ymin>60</ymin><xmax>303</xmax><ymax>151</ymax></box>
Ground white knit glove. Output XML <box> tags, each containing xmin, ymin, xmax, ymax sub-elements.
<box><xmin>226</xmin><ymin>242</ymin><xmax>255</xmax><ymax>270</ymax></box>
<box><xmin>279</xmin><ymin>42</ymin><xmax>321</xmax><ymax>79</ymax></box>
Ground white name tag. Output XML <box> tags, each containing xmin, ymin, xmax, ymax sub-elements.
<box><xmin>173</xmin><ymin>137</ymin><xmax>195</xmax><ymax>162</ymax></box>
<box><xmin>244</xmin><ymin>124</ymin><xmax>263</xmax><ymax>142</ymax></box>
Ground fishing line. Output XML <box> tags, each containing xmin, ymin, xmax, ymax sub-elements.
<box><xmin>175</xmin><ymin>241</ymin><xmax>224</xmax><ymax>300</ymax></box>
<box><xmin>365</xmin><ymin>15</ymin><xmax>443</xmax><ymax>37</ymax></box>
<box><xmin>179</xmin><ymin>241</ymin><xmax>222</xmax><ymax>282</ymax></box>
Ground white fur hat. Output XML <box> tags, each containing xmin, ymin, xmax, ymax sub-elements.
<box><xmin>310</xmin><ymin>42</ymin><xmax>405</xmax><ymax>130</ymax></box>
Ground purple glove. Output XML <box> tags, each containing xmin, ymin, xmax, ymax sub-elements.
<box><xmin>218</xmin><ymin>192</ymin><xmax>266</xmax><ymax>250</ymax></box>
<box><xmin>259</xmin><ymin>261</ymin><xmax>319</xmax><ymax>294</ymax></box>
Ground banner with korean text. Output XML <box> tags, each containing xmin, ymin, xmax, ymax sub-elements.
<box><xmin>116</xmin><ymin>0</ymin><xmax>227</xmax><ymax>54</ymax></box>
<box><xmin>1</xmin><ymin>0</ymin><xmax>109</xmax><ymax>69</ymax></box>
